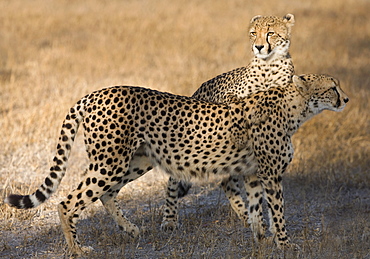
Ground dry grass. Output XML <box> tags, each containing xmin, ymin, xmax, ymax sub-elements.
<box><xmin>0</xmin><ymin>0</ymin><xmax>369</xmax><ymax>258</ymax></box>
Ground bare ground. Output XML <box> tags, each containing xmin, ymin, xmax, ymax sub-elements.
<box><xmin>1</xmin><ymin>167</ymin><xmax>369</xmax><ymax>258</ymax></box>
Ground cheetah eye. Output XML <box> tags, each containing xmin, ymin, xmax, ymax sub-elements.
<box><xmin>267</xmin><ymin>32</ymin><xmax>274</xmax><ymax>36</ymax></box>
<box><xmin>250</xmin><ymin>31</ymin><xmax>257</xmax><ymax>36</ymax></box>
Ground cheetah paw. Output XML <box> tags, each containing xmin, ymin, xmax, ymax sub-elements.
<box><xmin>69</xmin><ymin>245</ymin><xmax>94</xmax><ymax>256</ymax></box>
<box><xmin>160</xmin><ymin>220</ymin><xmax>178</xmax><ymax>231</ymax></box>
<box><xmin>81</xmin><ymin>245</ymin><xmax>94</xmax><ymax>253</ymax></box>
<box><xmin>119</xmin><ymin>224</ymin><xmax>140</xmax><ymax>239</ymax></box>
<box><xmin>127</xmin><ymin>225</ymin><xmax>140</xmax><ymax>239</ymax></box>
<box><xmin>275</xmin><ymin>238</ymin><xmax>300</xmax><ymax>251</ymax></box>
<box><xmin>280</xmin><ymin>242</ymin><xmax>300</xmax><ymax>251</ymax></box>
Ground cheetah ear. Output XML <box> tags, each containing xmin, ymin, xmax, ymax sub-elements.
<box><xmin>293</xmin><ymin>75</ymin><xmax>309</xmax><ymax>95</ymax></box>
<box><xmin>331</xmin><ymin>76</ymin><xmax>340</xmax><ymax>86</ymax></box>
<box><xmin>250</xmin><ymin>15</ymin><xmax>262</xmax><ymax>23</ymax></box>
<box><xmin>283</xmin><ymin>14</ymin><xmax>295</xmax><ymax>27</ymax></box>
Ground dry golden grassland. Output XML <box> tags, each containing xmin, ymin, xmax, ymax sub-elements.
<box><xmin>0</xmin><ymin>0</ymin><xmax>369</xmax><ymax>258</ymax></box>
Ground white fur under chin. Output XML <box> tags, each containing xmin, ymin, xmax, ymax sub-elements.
<box><xmin>254</xmin><ymin>40</ymin><xmax>290</xmax><ymax>60</ymax></box>
<box><xmin>255</xmin><ymin>53</ymin><xmax>271</xmax><ymax>59</ymax></box>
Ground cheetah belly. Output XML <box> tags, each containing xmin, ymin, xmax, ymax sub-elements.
<box><xmin>144</xmin><ymin>140</ymin><xmax>257</xmax><ymax>182</ymax></box>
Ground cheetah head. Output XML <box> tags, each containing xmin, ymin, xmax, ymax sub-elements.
<box><xmin>249</xmin><ymin>14</ymin><xmax>295</xmax><ymax>59</ymax></box>
<box><xmin>293</xmin><ymin>74</ymin><xmax>349</xmax><ymax>113</ymax></box>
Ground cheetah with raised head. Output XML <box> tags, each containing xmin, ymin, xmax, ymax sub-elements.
<box><xmin>162</xmin><ymin>14</ymin><xmax>295</xmax><ymax>233</ymax></box>
<box><xmin>193</xmin><ymin>13</ymin><xmax>295</xmax><ymax>102</ymax></box>
<box><xmin>5</xmin><ymin>74</ymin><xmax>348</xmax><ymax>254</ymax></box>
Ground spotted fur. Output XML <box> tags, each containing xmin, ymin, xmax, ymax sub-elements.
<box><xmin>5</xmin><ymin>74</ymin><xmax>348</xmax><ymax>254</ymax></box>
<box><xmin>163</xmin><ymin>14</ymin><xmax>295</xmax><ymax>232</ymax></box>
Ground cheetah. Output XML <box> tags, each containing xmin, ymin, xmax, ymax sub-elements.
<box><xmin>193</xmin><ymin>13</ymin><xmax>295</xmax><ymax>102</ymax></box>
<box><xmin>162</xmin><ymin>14</ymin><xmax>295</xmax><ymax>232</ymax></box>
<box><xmin>5</xmin><ymin>74</ymin><xmax>348</xmax><ymax>254</ymax></box>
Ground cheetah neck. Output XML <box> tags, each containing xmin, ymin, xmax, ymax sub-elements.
<box><xmin>247</xmin><ymin>54</ymin><xmax>294</xmax><ymax>88</ymax></box>
<box><xmin>283</xmin><ymin>88</ymin><xmax>316</xmax><ymax>135</ymax></box>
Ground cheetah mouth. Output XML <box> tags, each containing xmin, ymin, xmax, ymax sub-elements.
<box><xmin>335</xmin><ymin>99</ymin><xmax>341</xmax><ymax>109</ymax></box>
<box><xmin>333</xmin><ymin>87</ymin><xmax>341</xmax><ymax>108</ymax></box>
<box><xmin>255</xmin><ymin>44</ymin><xmax>288</xmax><ymax>60</ymax></box>
<box><xmin>255</xmin><ymin>52</ymin><xmax>272</xmax><ymax>59</ymax></box>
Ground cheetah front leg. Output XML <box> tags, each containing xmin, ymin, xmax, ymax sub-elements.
<box><xmin>258</xmin><ymin>172</ymin><xmax>290</xmax><ymax>248</ymax></box>
<box><xmin>161</xmin><ymin>176</ymin><xmax>179</xmax><ymax>231</ymax></box>
<box><xmin>220</xmin><ymin>175</ymin><xmax>249</xmax><ymax>227</ymax></box>
<box><xmin>244</xmin><ymin>174</ymin><xmax>266</xmax><ymax>241</ymax></box>
<box><xmin>221</xmin><ymin>174</ymin><xmax>266</xmax><ymax>238</ymax></box>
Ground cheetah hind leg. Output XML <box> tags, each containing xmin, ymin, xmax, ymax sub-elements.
<box><xmin>259</xmin><ymin>174</ymin><xmax>290</xmax><ymax>248</ymax></box>
<box><xmin>58</xmin><ymin>187</ymin><xmax>97</xmax><ymax>255</ymax></box>
<box><xmin>100</xmin><ymin>190</ymin><xmax>140</xmax><ymax>239</ymax></box>
<box><xmin>58</xmin><ymin>164</ymin><xmax>145</xmax><ymax>255</ymax></box>
<box><xmin>100</xmin><ymin>151</ymin><xmax>154</xmax><ymax>239</ymax></box>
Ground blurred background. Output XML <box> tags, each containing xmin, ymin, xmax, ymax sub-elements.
<box><xmin>0</xmin><ymin>0</ymin><xmax>369</xmax><ymax>257</ymax></box>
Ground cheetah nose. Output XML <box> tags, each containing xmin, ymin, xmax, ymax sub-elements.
<box><xmin>343</xmin><ymin>97</ymin><xmax>349</xmax><ymax>103</ymax></box>
<box><xmin>255</xmin><ymin>45</ymin><xmax>264</xmax><ymax>51</ymax></box>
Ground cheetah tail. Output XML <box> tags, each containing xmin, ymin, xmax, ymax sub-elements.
<box><xmin>4</xmin><ymin>97</ymin><xmax>89</xmax><ymax>209</ymax></box>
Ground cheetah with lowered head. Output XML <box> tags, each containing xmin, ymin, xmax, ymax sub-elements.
<box><xmin>163</xmin><ymin>13</ymin><xmax>295</xmax><ymax>232</ymax></box>
<box><xmin>5</xmin><ymin>74</ymin><xmax>348</xmax><ymax>254</ymax></box>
